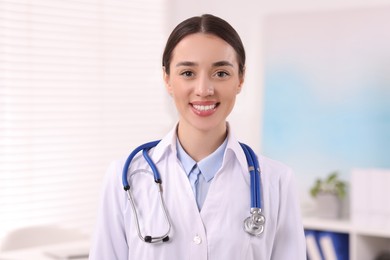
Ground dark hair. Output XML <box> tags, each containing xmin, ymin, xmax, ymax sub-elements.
<box><xmin>162</xmin><ymin>14</ymin><xmax>246</xmax><ymax>76</ymax></box>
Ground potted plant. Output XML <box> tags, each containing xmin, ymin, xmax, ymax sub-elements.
<box><xmin>310</xmin><ymin>171</ymin><xmax>347</xmax><ymax>219</ymax></box>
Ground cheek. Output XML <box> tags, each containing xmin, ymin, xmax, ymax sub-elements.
<box><xmin>225</xmin><ymin>91</ymin><xmax>239</xmax><ymax>111</ymax></box>
<box><xmin>223</xmin><ymin>85</ymin><xmax>240</xmax><ymax>100</ymax></box>
<box><xmin>228</xmin><ymin>95</ymin><xmax>237</xmax><ymax>107</ymax></box>
<box><xmin>171</xmin><ymin>86</ymin><xmax>189</xmax><ymax>105</ymax></box>
<box><xmin>171</xmin><ymin>80</ymin><xmax>191</xmax><ymax>97</ymax></box>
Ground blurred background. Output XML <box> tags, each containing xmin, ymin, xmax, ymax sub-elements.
<box><xmin>1</xmin><ymin>0</ymin><xmax>389</xmax><ymax>259</ymax></box>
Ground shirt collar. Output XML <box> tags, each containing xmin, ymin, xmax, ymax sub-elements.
<box><xmin>197</xmin><ymin>139</ymin><xmax>227</xmax><ymax>182</ymax></box>
<box><xmin>176</xmin><ymin>139</ymin><xmax>196</xmax><ymax>175</ymax></box>
<box><xmin>176</xmin><ymin>137</ymin><xmax>228</xmax><ymax>182</ymax></box>
<box><xmin>150</xmin><ymin>122</ymin><xmax>251</xmax><ymax>178</ymax></box>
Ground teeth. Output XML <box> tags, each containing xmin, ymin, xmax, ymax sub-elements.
<box><xmin>193</xmin><ymin>104</ymin><xmax>216</xmax><ymax>111</ymax></box>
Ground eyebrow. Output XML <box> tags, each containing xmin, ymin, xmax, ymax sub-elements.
<box><xmin>212</xmin><ymin>61</ymin><xmax>234</xmax><ymax>67</ymax></box>
<box><xmin>175</xmin><ymin>61</ymin><xmax>234</xmax><ymax>67</ymax></box>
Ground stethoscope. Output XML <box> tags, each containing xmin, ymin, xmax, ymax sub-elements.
<box><xmin>122</xmin><ymin>140</ymin><xmax>265</xmax><ymax>243</ymax></box>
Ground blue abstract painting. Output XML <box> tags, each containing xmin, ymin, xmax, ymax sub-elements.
<box><xmin>262</xmin><ymin>7</ymin><xmax>390</xmax><ymax>203</ymax></box>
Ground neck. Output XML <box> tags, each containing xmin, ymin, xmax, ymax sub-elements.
<box><xmin>177</xmin><ymin>123</ymin><xmax>227</xmax><ymax>162</ymax></box>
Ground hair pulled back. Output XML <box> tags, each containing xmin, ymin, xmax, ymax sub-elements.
<box><xmin>162</xmin><ymin>14</ymin><xmax>246</xmax><ymax>76</ymax></box>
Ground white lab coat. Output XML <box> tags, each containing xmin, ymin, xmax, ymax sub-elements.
<box><xmin>89</xmin><ymin>126</ymin><xmax>306</xmax><ymax>260</ymax></box>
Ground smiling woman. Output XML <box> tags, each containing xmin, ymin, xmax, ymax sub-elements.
<box><xmin>89</xmin><ymin>14</ymin><xmax>306</xmax><ymax>260</ymax></box>
<box><xmin>163</xmin><ymin>33</ymin><xmax>243</xmax><ymax>149</ymax></box>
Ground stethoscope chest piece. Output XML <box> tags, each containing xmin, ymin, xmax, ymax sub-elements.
<box><xmin>244</xmin><ymin>208</ymin><xmax>265</xmax><ymax>236</ymax></box>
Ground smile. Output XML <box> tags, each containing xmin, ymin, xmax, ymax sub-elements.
<box><xmin>192</xmin><ymin>104</ymin><xmax>216</xmax><ymax>111</ymax></box>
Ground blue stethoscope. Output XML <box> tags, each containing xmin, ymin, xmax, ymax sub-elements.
<box><xmin>122</xmin><ymin>140</ymin><xmax>265</xmax><ymax>243</ymax></box>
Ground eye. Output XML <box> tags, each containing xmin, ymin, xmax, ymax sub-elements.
<box><xmin>180</xmin><ymin>70</ymin><xmax>194</xmax><ymax>78</ymax></box>
<box><xmin>215</xmin><ymin>71</ymin><xmax>230</xmax><ymax>78</ymax></box>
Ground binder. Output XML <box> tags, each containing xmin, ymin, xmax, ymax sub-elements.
<box><xmin>305</xmin><ymin>230</ymin><xmax>322</xmax><ymax>260</ymax></box>
<box><xmin>317</xmin><ymin>231</ymin><xmax>349</xmax><ymax>260</ymax></box>
<box><xmin>305</xmin><ymin>230</ymin><xmax>349</xmax><ymax>260</ymax></box>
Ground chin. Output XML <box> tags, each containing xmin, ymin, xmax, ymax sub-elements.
<box><xmin>192</xmin><ymin>119</ymin><xmax>226</xmax><ymax>133</ymax></box>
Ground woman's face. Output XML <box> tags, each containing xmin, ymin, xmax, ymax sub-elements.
<box><xmin>164</xmin><ymin>33</ymin><xmax>244</xmax><ymax>134</ymax></box>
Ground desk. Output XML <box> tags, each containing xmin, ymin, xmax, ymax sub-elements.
<box><xmin>0</xmin><ymin>240</ymin><xmax>90</xmax><ymax>260</ymax></box>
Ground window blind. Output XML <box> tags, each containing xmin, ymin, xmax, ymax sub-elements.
<box><xmin>0</xmin><ymin>0</ymin><xmax>171</xmax><ymax>240</ymax></box>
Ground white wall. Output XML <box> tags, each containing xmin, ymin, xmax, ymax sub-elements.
<box><xmin>166</xmin><ymin>0</ymin><xmax>390</xmax><ymax>154</ymax></box>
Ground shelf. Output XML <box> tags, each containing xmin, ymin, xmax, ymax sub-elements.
<box><xmin>303</xmin><ymin>216</ymin><xmax>390</xmax><ymax>260</ymax></box>
<box><xmin>354</xmin><ymin>226</ymin><xmax>390</xmax><ymax>239</ymax></box>
<box><xmin>303</xmin><ymin>217</ymin><xmax>390</xmax><ymax>238</ymax></box>
<box><xmin>303</xmin><ymin>217</ymin><xmax>351</xmax><ymax>233</ymax></box>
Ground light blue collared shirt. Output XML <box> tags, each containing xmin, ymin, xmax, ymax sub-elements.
<box><xmin>176</xmin><ymin>138</ymin><xmax>227</xmax><ymax>210</ymax></box>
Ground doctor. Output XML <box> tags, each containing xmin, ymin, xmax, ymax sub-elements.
<box><xmin>90</xmin><ymin>14</ymin><xmax>306</xmax><ymax>260</ymax></box>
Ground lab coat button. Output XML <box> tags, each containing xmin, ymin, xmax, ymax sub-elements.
<box><xmin>193</xmin><ymin>235</ymin><xmax>202</xmax><ymax>244</ymax></box>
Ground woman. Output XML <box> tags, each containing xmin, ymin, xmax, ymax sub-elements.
<box><xmin>90</xmin><ymin>14</ymin><xmax>306</xmax><ymax>259</ymax></box>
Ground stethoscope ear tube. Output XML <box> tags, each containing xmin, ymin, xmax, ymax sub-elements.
<box><xmin>122</xmin><ymin>140</ymin><xmax>161</xmax><ymax>190</ymax></box>
<box><xmin>142</xmin><ymin>148</ymin><xmax>162</xmax><ymax>183</ymax></box>
<box><xmin>123</xmin><ymin>139</ymin><xmax>171</xmax><ymax>243</ymax></box>
<box><xmin>126</xmin><ymin>185</ymin><xmax>171</xmax><ymax>243</ymax></box>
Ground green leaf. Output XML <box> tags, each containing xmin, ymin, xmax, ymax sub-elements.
<box><xmin>309</xmin><ymin>171</ymin><xmax>346</xmax><ymax>199</ymax></box>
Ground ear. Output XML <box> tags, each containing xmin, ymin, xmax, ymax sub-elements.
<box><xmin>163</xmin><ymin>66</ymin><xmax>173</xmax><ymax>96</ymax></box>
<box><xmin>237</xmin><ymin>67</ymin><xmax>245</xmax><ymax>94</ymax></box>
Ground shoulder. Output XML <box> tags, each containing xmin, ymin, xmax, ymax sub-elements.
<box><xmin>258</xmin><ymin>154</ymin><xmax>294</xmax><ymax>187</ymax></box>
<box><xmin>102</xmin><ymin>156</ymin><xmax>128</xmax><ymax>191</ymax></box>
<box><xmin>259</xmin><ymin>155</ymin><xmax>292</xmax><ymax>175</ymax></box>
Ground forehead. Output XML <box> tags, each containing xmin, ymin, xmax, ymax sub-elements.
<box><xmin>171</xmin><ymin>33</ymin><xmax>238</xmax><ymax>65</ymax></box>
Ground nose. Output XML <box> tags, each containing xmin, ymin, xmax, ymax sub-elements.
<box><xmin>195</xmin><ymin>74</ymin><xmax>214</xmax><ymax>97</ymax></box>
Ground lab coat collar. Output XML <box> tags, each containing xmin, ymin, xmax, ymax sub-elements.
<box><xmin>150</xmin><ymin>122</ymin><xmax>250</xmax><ymax>175</ymax></box>
<box><xmin>224</xmin><ymin>124</ymin><xmax>249</xmax><ymax>173</ymax></box>
<box><xmin>150</xmin><ymin>125</ymin><xmax>178</xmax><ymax>165</ymax></box>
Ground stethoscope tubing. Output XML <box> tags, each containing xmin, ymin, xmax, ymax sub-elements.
<box><xmin>122</xmin><ymin>139</ymin><xmax>265</xmax><ymax>241</ymax></box>
<box><xmin>239</xmin><ymin>143</ymin><xmax>262</xmax><ymax>209</ymax></box>
<box><xmin>122</xmin><ymin>140</ymin><xmax>161</xmax><ymax>190</ymax></box>
<box><xmin>123</xmin><ymin>141</ymin><xmax>262</xmax><ymax>207</ymax></box>
<box><xmin>142</xmin><ymin>148</ymin><xmax>161</xmax><ymax>183</ymax></box>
